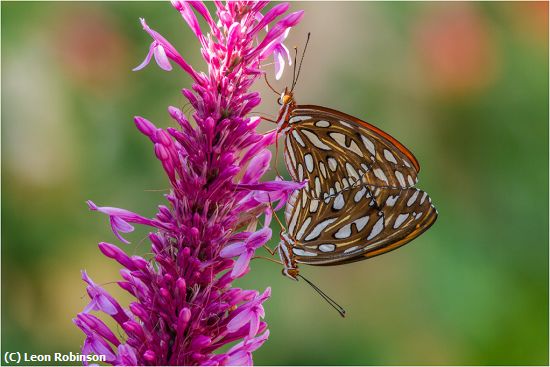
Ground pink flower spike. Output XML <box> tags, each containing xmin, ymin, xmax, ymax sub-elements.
<box><xmin>79</xmin><ymin>2</ymin><xmax>304</xmax><ymax>364</ymax></box>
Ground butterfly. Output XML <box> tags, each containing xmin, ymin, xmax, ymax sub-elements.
<box><xmin>277</xmin><ymin>184</ymin><xmax>438</xmax><ymax>280</ymax></box>
<box><xmin>277</xmin><ymin>88</ymin><xmax>421</xmax><ymax>200</ymax></box>
<box><xmin>266</xmin><ymin>35</ymin><xmax>437</xmax><ymax>291</ymax></box>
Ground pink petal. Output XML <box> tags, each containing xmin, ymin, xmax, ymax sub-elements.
<box><xmin>133</xmin><ymin>42</ymin><xmax>155</xmax><ymax>71</ymax></box>
<box><xmin>274</xmin><ymin>49</ymin><xmax>285</xmax><ymax>80</ymax></box>
<box><xmin>220</xmin><ymin>242</ymin><xmax>247</xmax><ymax>258</ymax></box>
<box><xmin>227</xmin><ymin>308</ymin><xmax>254</xmax><ymax>332</ymax></box>
<box><xmin>250</xmin><ymin>3</ymin><xmax>290</xmax><ymax>36</ymax></box>
<box><xmin>246</xmin><ymin>228</ymin><xmax>272</xmax><ymax>250</ymax></box>
<box><xmin>248</xmin><ymin>314</ymin><xmax>260</xmax><ymax>339</ymax></box>
<box><xmin>242</xmin><ymin>149</ymin><xmax>272</xmax><ymax>184</ymax></box>
<box><xmin>153</xmin><ymin>44</ymin><xmax>173</xmax><ymax>71</ymax></box>
<box><xmin>236</xmin><ymin>179</ymin><xmax>307</xmax><ymax>192</ymax></box>
<box><xmin>231</xmin><ymin>250</ymin><xmax>253</xmax><ymax>278</ymax></box>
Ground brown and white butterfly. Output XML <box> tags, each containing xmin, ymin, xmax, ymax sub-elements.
<box><xmin>276</xmin><ymin>88</ymin><xmax>420</xmax><ymax>200</ymax></box>
<box><xmin>266</xmin><ymin>35</ymin><xmax>437</xmax><ymax>283</ymax></box>
<box><xmin>277</xmin><ymin>183</ymin><xmax>438</xmax><ymax>280</ymax></box>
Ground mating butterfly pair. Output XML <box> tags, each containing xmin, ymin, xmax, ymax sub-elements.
<box><xmin>273</xmin><ymin>88</ymin><xmax>438</xmax><ymax>282</ymax></box>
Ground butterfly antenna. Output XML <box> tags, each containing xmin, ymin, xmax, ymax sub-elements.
<box><xmin>297</xmin><ymin>274</ymin><xmax>346</xmax><ymax>318</ymax></box>
<box><xmin>264</xmin><ymin>74</ymin><xmax>280</xmax><ymax>96</ymax></box>
<box><xmin>291</xmin><ymin>46</ymin><xmax>298</xmax><ymax>90</ymax></box>
<box><xmin>291</xmin><ymin>32</ymin><xmax>311</xmax><ymax>92</ymax></box>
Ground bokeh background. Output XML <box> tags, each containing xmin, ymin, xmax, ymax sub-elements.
<box><xmin>2</xmin><ymin>2</ymin><xmax>548</xmax><ymax>365</ymax></box>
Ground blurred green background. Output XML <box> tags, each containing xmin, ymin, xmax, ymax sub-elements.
<box><xmin>2</xmin><ymin>2</ymin><xmax>548</xmax><ymax>365</ymax></box>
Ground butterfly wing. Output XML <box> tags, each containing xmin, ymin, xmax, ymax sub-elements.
<box><xmin>283</xmin><ymin>105</ymin><xmax>420</xmax><ymax>199</ymax></box>
<box><xmin>285</xmin><ymin>184</ymin><xmax>437</xmax><ymax>265</ymax></box>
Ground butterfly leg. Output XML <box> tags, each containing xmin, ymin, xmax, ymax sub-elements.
<box><xmin>253</xmin><ymin>255</ymin><xmax>283</xmax><ymax>266</ymax></box>
<box><xmin>262</xmin><ymin>243</ymin><xmax>278</xmax><ymax>256</ymax></box>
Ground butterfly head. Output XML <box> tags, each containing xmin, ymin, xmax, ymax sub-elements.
<box><xmin>280</xmin><ymin>88</ymin><xmax>295</xmax><ymax>107</ymax></box>
<box><xmin>276</xmin><ymin>88</ymin><xmax>296</xmax><ymax>131</ymax></box>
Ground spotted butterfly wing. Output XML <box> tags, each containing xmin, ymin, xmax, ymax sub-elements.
<box><xmin>280</xmin><ymin>184</ymin><xmax>437</xmax><ymax>267</ymax></box>
<box><xmin>282</xmin><ymin>105</ymin><xmax>420</xmax><ymax>199</ymax></box>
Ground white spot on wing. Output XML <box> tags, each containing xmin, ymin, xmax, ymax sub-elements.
<box><xmin>298</xmin><ymin>163</ymin><xmax>304</xmax><ymax>181</ymax></box>
<box><xmin>344</xmin><ymin>246</ymin><xmax>362</xmax><ymax>254</ymax></box>
<box><xmin>315</xmin><ymin>120</ymin><xmax>330</xmax><ymax>128</ymax></box>
<box><xmin>354</xmin><ymin>215</ymin><xmax>370</xmax><ymax>231</ymax></box>
<box><xmin>334</xmin><ymin>223</ymin><xmax>352</xmax><ymax>239</ymax></box>
<box><xmin>407</xmin><ymin>190</ymin><xmax>419</xmax><ymax>207</ymax></box>
<box><xmin>329</xmin><ymin>132</ymin><xmax>347</xmax><ymax>148</ymax></box>
<box><xmin>343</xmin><ymin>178</ymin><xmax>350</xmax><ymax>189</ymax></box>
<box><xmin>407</xmin><ymin>175</ymin><xmax>415</xmax><ymax>186</ymax></box>
<box><xmin>304</xmin><ymin>154</ymin><xmax>314</xmax><ymax>173</ymax></box>
<box><xmin>305</xmin><ymin>218</ymin><xmax>337</xmax><ymax>241</ymax></box>
<box><xmin>346</xmin><ymin>163</ymin><xmax>359</xmax><ymax>180</ymax></box>
<box><xmin>296</xmin><ymin>217</ymin><xmax>312</xmax><ymax>240</ymax></box>
<box><xmin>309</xmin><ymin>199</ymin><xmax>319</xmax><ymax>213</ymax></box>
<box><xmin>349</xmin><ymin>141</ymin><xmax>363</xmax><ymax>157</ymax></box>
<box><xmin>286</xmin><ymin>136</ymin><xmax>297</xmax><ymax>168</ymax></box>
<box><xmin>333</xmin><ymin>193</ymin><xmax>345</xmax><ymax>210</ymax></box>
<box><xmin>386</xmin><ymin>195</ymin><xmax>399</xmax><ymax>207</ymax></box>
<box><xmin>361</xmin><ymin>135</ymin><xmax>376</xmax><ymax>156</ymax></box>
<box><xmin>420</xmin><ymin>192</ymin><xmax>427</xmax><ymax>204</ymax></box>
<box><xmin>319</xmin><ymin>162</ymin><xmax>327</xmax><ymax>178</ymax></box>
<box><xmin>292</xmin><ymin>130</ymin><xmax>305</xmax><ymax>147</ymax></box>
<box><xmin>302</xmin><ymin>130</ymin><xmax>331</xmax><ymax>150</ymax></box>
<box><xmin>395</xmin><ymin>170</ymin><xmax>406</xmax><ymax>188</ymax></box>
<box><xmin>393</xmin><ymin>213</ymin><xmax>409</xmax><ymax>228</ymax></box>
<box><xmin>314</xmin><ymin>176</ymin><xmax>322</xmax><ymax>197</ymax></box>
<box><xmin>367</xmin><ymin>216</ymin><xmax>384</xmax><ymax>240</ymax></box>
<box><xmin>285</xmin><ymin>191</ymin><xmax>299</xmax><ymax>222</ymax></box>
<box><xmin>384</xmin><ymin>149</ymin><xmax>398</xmax><ymax>164</ymax></box>
<box><xmin>354</xmin><ymin>187</ymin><xmax>367</xmax><ymax>202</ymax></box>
<box><xmin>289</xmin><ymin>115</ymin><xmax>311</xmax><ymax>123</ymax></box>
<box><xmin>373</xmin><ymin>168</ymin><xmax>388</xmax><ymax>183</ymax></box>
<box><xmin>327</xmin><ymin>158</ymin><xmax>338</xmax><ymax>172</ymax></box>
<box><xmin>339</xmin><ymin>120</ymin><xmax>352</xmax><ymax>128</ymax></box>
<box><xmin>288</xmin><ymin>201</ymin><xmax>301</xmax><ymax>233</ymax></box>
<box><xmin>292</xmin><ymin>248</ymin><xmax>317</xmax><ymax>256</ymax></box>
<box><xmin>319</xmin><ymin>244</ymin><xmax>336</xmax><ymax>252</ymax></box>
